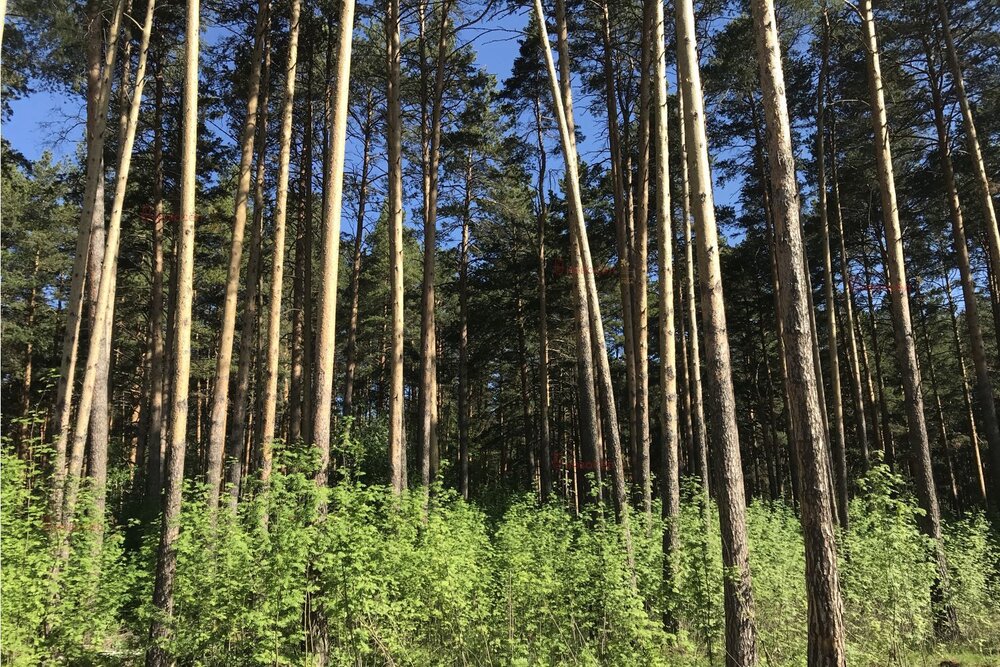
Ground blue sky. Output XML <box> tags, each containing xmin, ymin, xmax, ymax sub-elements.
<box><xmin>2</xmin><ymin>7</ymin><xmax>741</xmax><ymax>227</ymax></box>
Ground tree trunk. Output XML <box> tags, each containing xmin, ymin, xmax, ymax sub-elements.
<box><xmin>344</xmin><ymin>96</ymin><xmax>374</xmax><ymax>416</ymax></box>
<box><xmin>859</xmin><ymin>0</ymin><xmax>956</xmax><ymax>635</ymax></box>
<box><xmin>924</xmin><ymin>36</ymin><xmax>1000</xmax><ymax>508</ymax></box>
<box><xmin>829</xmin><ymin>120</ymin><xmax>870</xmax><ymax>468</ymax></box>
<box><xmin>227</xmin><ymin>32</ymin><xmax>272</xmax><ymax>505</ymax></box>
<box><xmin>50</xmin><ymin>0</ymin><xmax>124</xmax><ymax>527</ymax></box>
<box><xmin>259</xmin><ymin>0</ymin><xmax>301</xmax><ymax>484</ymax></box>
<box><xmin>751</xmin><ymin>1</ymin><xmax>846</xmax><ymax>663</ymax></box>
<box><xmin>312</xmin><ymin>0</ymin><xmax>357</xmax><ymax>489</ymax></box>
<box><xmin>534</xmin><ymin>98</ymin><xmax>552</xmax><ymax>502</ymax></box>
<box><xmin>631</xmin><ymin>0</ymin><xmax>653</xmax><ymax>515</ymax></box>
<box><xmin>935</xmin><ymin>0</ymin><xmax>1000</xmax><ymax>310</ymax></box>
<box><xmin>943</xmin><ymin>272</ymin><xmax>988</xmax><ymax>504</ymax></box>
<box><xmin>815</xmin><ymin>9</ymin><xmax>848</xmax><ymax>528</ymax></box>
<box><xmin>652</xmin><ymin>0</ymin><xmax>679</xmax><ymax>626</ymax></box>
<box><xmin>676</xmin><ymin>0</ymin><xmax>758</xmax><ymax>659</ymax></box>
<box><xmin>676</xmin><ymin>90</ymin><xmax>709</xmax><ymax>493</ymax></box>
<box><xmin>598</xmin><ymin>0</ymin><xmax>638</xmax><ymax>501</ymax></box>
<box><xmin>61</xmin><ymin>0</ymin><xmax>155</xmax><ymax>540</ymax></box>
<box><xmin>386</xmin><ymin>0</ymin><xmax>406</xmax><ymax>493</ymax></box>
<box><xmin>205</xmin><ymin>0</ymin><xmax>269</xmax><ymax>510</ymax></box>
<box><xmin>459</xmin><ymin>151</ymin><xmax>473</xmax><ymax>500</ymax></box>
<box><xmin>146</xmin><ymin>0</ymin><xmax>198</xmax><ymax>658</ymax></box>
<box><xmin>419</xmin><ymin>0</ymin><xmax>451</xmax><ymax>486</ymax></box>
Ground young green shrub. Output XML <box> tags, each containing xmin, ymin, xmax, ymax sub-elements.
<box><xmin>841</xmin><ymin>464</ymin><xmax>937</xmax><ymax>665</ymax></box>
<box><xmin>943</xmin><ymin>513</ymin><xmax>1000</xmax><ymax>653</ymax></box>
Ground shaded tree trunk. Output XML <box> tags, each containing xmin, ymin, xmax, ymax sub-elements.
<box><xmin>752</xmin><ymin>1</ymin><xmax>846</xmax><ymax>663</ymax></box>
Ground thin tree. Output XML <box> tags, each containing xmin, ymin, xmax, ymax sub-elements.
<box><xmin>146</xmin><ymin>0</ymin><xmax>198</xmax><ymax>659</ymax></box>
<box><xmin>419</xmin><ymin>0</ymin><xmax>453</xmax><ymax>486</ymax></box>
<box><xmin>60</xmin><ymin>0</ymin><xmax>157</xmax><ymax>542</ymax></box>
<box><xmin>751</xmin><ymin>0</ymin><xmax>846</xmax><ymax>662</ymax></box>
<box><xmin>935</xmin><ymin>0</ymin><xmax>1000</xmax><ymax>311</ymax></box>
<box><xmin>675</xmin><ymin>0</ymin><xmax>758</xmax><ymax>659</ymax></box>
<box><xmin>204</xmin><ymin>0</ymin><xmax>269</xmax><ymax>510</ymax></box>
<box><xmin>859</xmin><ymin>0</ymin><xmax>957</xmax><ymax>634</ymax></box>
<box><xmin>815</xmin><ymin>8</ymin><xmax>848</xmax><ymax>527</ymax></box>
<box><xmin>259</xmin><ymin>0</ymin><xmax>302</xmax><ymax>483</ymax></box>
<box><xmin>50</xmin><ymin>0</ymin><xmax>124</xmax><ymax>525</ymax></box>
<box><xmin>922</xmin><ymin>30</ymin><xmax>1000</xmax><ymax>507</ymax></box>
<box><xmin>651</xmin><ymin>0</ymin><xmax>679</xmax><ymax>621</ymax></box>
<box><xmin>386</xmin><ymin>0</ymin><xmax>406</xmax><ymax>493</ymax></box>
<box><xmin>312</xmin><ymin>0</ymin><xmax>359</xmax><ymax>487</ymax></box>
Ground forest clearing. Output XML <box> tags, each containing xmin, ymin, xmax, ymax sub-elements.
<box><xmin>2</xmin><ymin>0</ymin><xmax>1000</xmax><ymax>664</ymax></box>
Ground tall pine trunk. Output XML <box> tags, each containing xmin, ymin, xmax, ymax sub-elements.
<box><xmin>312</xmin><ymin>0</ymin><xmax>358</xmax><ymax>488</ymax></box>
<box><xmin>676</xmin><ymin>0</ymin><xmax>758</xmax><ymax>659</ymax></box>
<box><xmin>259</xmin><ymin>0</ymin><xmax>301</xmax><ymax>483</ymax></box>
<box><xmin>859</xmin><ymin>0</ymin><xmax>956</xmax><ymax>634</ymax></box>
<box><xmin>205</xmin><ymin>0</ymin><xmax>269</xmax><ymax>509</ymax></box>
<box><xmin>751</xmin><ymin>0</ymin><xmax>846</xmax><ymax>662</ymax></box>
<box><xmin>146</xmin><ymin>0</ymin><xmax>198</xmax><ymax>658</ymax></box>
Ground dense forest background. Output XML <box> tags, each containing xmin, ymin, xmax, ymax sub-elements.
<box><xmin>2</xmin><ymin>0</ymin><xmax>1000</xmax><ymax>663</ymax></box>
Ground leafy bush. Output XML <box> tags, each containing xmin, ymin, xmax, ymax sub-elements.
<box><xmin>4</xmin><ymin>447</ymin><xmax>999</xmax><ymax>666</ymax></box>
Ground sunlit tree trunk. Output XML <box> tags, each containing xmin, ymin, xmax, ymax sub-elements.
<box><xmin>859</xmin><ymin>0</ymin><xmax>956</xmax><ymax>634</ymax></box>
<box><xmin>651</xmin><ymin>0</ymin><xmax>679</xmax><ymax>625</ymax></box>
<box><xmin>419</xmin><ymin>0</ymin><xmax>452</xmax><ymax>486</ymax></box>
<box><xmin>935</xmin><ymin>0</ymin><xmax>1000</xmax><ymax>308</ymax></box>
<box><xmin>534</xmin><ymin>108</ymin><xmax>551</xmax><ymax>499</ymax></box>
<box><xmin>50</xmin><ymin>0</ymin><xmax>124</xmax><ymax>526</ymax></box>
<box><xmin>752</xmin><ymin>0</ymin><xmax>846</xmax><ymax>663</ymax></box>
<box><xmin>631</xmin><ymin>0</ymin><xmax>653</xmax><ymax>515</ymax></box>
<box><xmin>676</xmin><ymin>91</ymin><xmax>709</xmax><ymax>493</ymax></box>
<box><xmin>312</xmin><ymin>0</ymin><xmax>358</xmax><ymax>489</ymax></box>
<box><xmin>227</xmin><ymin>33</ymin><xmax>271</xmax><ymax>505</ymax></box>
<box><xmin>676</xmin><ymin>0</ymin><xmax>758</xmax><ymax>658</ymax></box>
<box><xmin>386</xmin><ymin>0</ymin><xmax>406</xmax><ymax>493</ymax></box>
<box><xmin>146</xmin><ymin>0</ymin><xmax>198</xmax><ymax>658</ymax></box>
<box><xmin>205</xmin><ymin>0</ymin><xmax>269</xmax><ymax>510</ymax></box>
<box><xmin>259</xmin><ymin>0</ymin><xmax>301</xmax><ymax>484</ymax></box>
<box><xmin>61</xmin><ymin>0</ymin><xmax>155</xmax><ymax>541</ymax></box>
<box><xmin>537</xmin><ymin>0</ymin><xmax>633</xmax><ymax>569</ymax></box>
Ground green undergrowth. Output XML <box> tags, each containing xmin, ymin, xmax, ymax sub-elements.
<box><xmin>3</xmin><ymin>445</ymin><xmax>999</xmax><ymax>666</ymax></box>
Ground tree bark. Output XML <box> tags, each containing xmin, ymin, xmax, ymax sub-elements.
<box><xmin>386</xmin><ymin>0</ymin><xmax>406</xmax><ymax>493</ymax></box>
<box><xmin>676</xmin><ymin>0</ymin><xmax>758</xmax><ymax>659</ymax></box>
<box><xmin>815</xmin><ymin>9</ymin><xmax>848</xmax><ymax>528</ymax></box>
<box><xmin>935</xmin><ymin>0</ymin><xmax>1000</xmax><ymax>311</ymax></box>
<box><xmin>312</xmin><ymin>0</ymin><xmax>358</xmax><ymax>489</ymax></box>
<box><xmin>751</xmin><ymin>0</ymin><xmax>846</xmax><ymax>663</ymax></box>
<box><xmin>227</xmin><ymin>31</ymin><xmax>272</xmax><ymax>505</ymax></box>
<box><xmin>459</xmin><ymin>151</ymin><xmax>473</xmax><ymax>500</ymax></box>
<box><xmin>259</xmin><ymin>0</ymin><xmax>301</xmax><ymax>484</ymax></box>
<box><xmin>419</xmin><ymin>0</ymin><xmax>451</xmax><ymax>486</ymax></box>
<box><xmin>344</xmin><ymin>95</ymin><xmax>375</xmax><ymax>416</ymax></box>
<box><xmin>61</xmin><ymin>0</ymin><xmax>155</xmax><ymax>541</ymax></box>
<box><xmin>50</xmin><ymin>0</ymin><xmax>124</xmax><ymax>527</ymax></box>
<box><xmin>859</xmin><ymin>0</ymin><xmax>956</xmax><ymax>634</ymax></box>
<box><xmin>205</xmin><ymin>0</ymin><xmax>269</xmax><ymax>510</ymax></box>
<box><xmin>923</xmin><ymin>35</ymin><xmax>1000</xmax><ymax>508</ymax></box>
<box><xmin>146</xmin><ymin>0</ymin><xmax>198</xmax><ymax>658</ymax></box>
